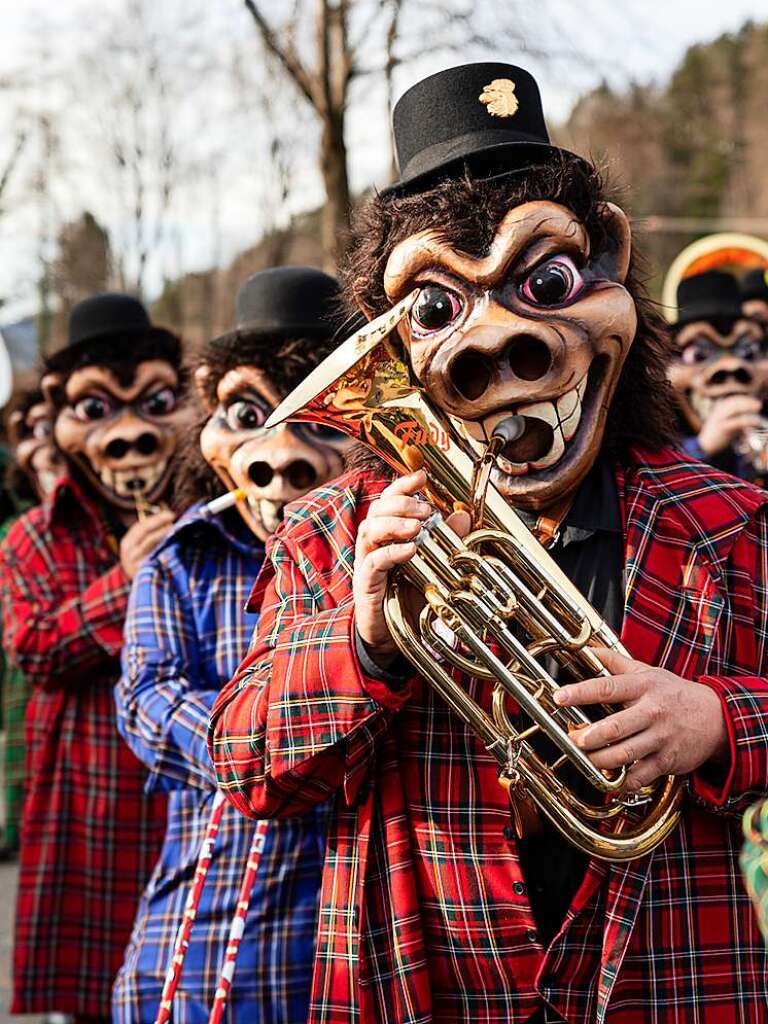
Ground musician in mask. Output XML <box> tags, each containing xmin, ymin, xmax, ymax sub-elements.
<box><xmin>210</xmin><ymin>65</ymin><xmax>768</xmax><ymax>1024</ymax></box>
<box><xmin>0</xmin><ymin>388</ymin><xmax>62</xmax><ymax>858</ymax></box>
<box><xmin>113</xmin><ymin>268</ymin><xmax>351</xmax><ymax>1024</ymax></box>
<box><xmin>0</xmin><ymin>293</ymin><xmax>186</xmax><ymax>1022</ymax></box>
<box><xmin>668</xmin><ymin>269</ymin><xmax>768</xmax><ymax>482</ymax></box>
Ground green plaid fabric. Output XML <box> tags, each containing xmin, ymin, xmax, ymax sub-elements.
<box><xmin>0</xmin><ymin>509</ymin><xmax>31</xmax><ymax>847</ymax></box>
<box><xmin>742</xmin><ymin>799</ymin><xmax>768</xmax><ymax>942</ymax></box>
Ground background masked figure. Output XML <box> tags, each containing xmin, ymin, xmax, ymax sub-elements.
<box><xmin>741</xmin><ymin>266</ymin><xmax>768</xmax><ymax>331</ymax></box>
<box><xmin>113</xmin><ymin>267</ymin><xmax>352</xmax><ymax>1024</ymax></box>
<box><xmin>0</xmin><ymin>388</ymin><xmax>62</xmax><ymax>857</ymax></box>
<box><xmin>669</xmin><ymin>269</ymin><xmax>768</xmax><ymax>482</ymax></box>
<box><xmin>0</xmin><ymin>293</ymin><xmax>186</xmax><ymax>1021</ymax></box>
<box><xmin>210</xmin><ymin>64</ymin><xmax>768</xmax><ymax>1024</ymax></box>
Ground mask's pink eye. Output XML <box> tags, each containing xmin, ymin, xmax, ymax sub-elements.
<box><xmin>411</xmin><ymin>286</ymin><xmax>463</xmax><ymax>333</ymax></box>
<box><xmin>520</xmin><ymin>256</ymin><xmax>584</xmax><ymax>308</ymax></box>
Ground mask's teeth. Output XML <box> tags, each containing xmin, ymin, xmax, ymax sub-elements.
<box><xmin>558</xmin><ymin>384</ymin><xmax>583</xmax><ymax>442</ymax></box>
<box><xmin>516</xmin><ymin>398</ymin><xmax>557</xmax><ymax>426</ymax></box>
<box><xmin>258</xmin><ymin>498</ymin><xmax>283</xmax><ymax>534</ymax></box>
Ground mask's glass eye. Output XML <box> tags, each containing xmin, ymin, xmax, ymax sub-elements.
<box><xmin>411</xmin><ymin>286</ymin><xmax>463</xmax><ymax>333</ymax></box>
<box><xmin>732</xmin><ymin>335</ymin><xmax>762</xmax><ymax>362</ymax></box>
<box><xmin>143</xmin><ymin>386</ymin><xmax>178</xmax><ymax>416</ymax></box>
<box><xmin>679</xmin><ymin>339</ymin><xmax>716</xmax><ymax>365</ymax></box>
<box><xmin>296</xmin><ymin>422</ymin><xmax>348</xmax><ymax>444</ymax></box>
<box><xmin>519</xmin><ymin>255</ymin><xmax>584</xmax><ymax>307</ymax></box>
<box><xmin>225</xmin><ymin>399</ymin><xmax>268</xmax><ymax>432</ymax></box>
<box><xmin>73</xmin><ymin>395</ymin><xmax>111</xmax><ymax>422</ymax></box>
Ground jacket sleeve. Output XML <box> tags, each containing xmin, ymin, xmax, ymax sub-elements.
<box><xmin>209</xmin><ymin>531</ymin><xmax>414</xmax><ymax>819</ymax></box>
<box><xmin>691</xmin><ymin>505</ymin><xmax>768</xmax><ymax>815</ymax></box>
<box><xmin>0</xmin><ymin>518</ymin><xmax>131</xmax><ymax>691</ymax></box>
<box><xmin>116</xmin><ymin>553</ymin><xmax>220</xmax><ymax>792</ymax></box>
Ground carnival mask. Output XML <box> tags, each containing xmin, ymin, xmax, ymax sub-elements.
<box><xmin>8</xmin><ymin>396</ymin><xmax>63</xmax><ymax>499</ymax></box>
<box><xmin>198</xmin><ymin>365</ymin><xmax>351</xmax><ymax>542</ymax></box>
<box><xmin>668</xmin><ymin>318</ymin><xmax>768</xmax><ymax>432</ymax></box>
<box><xmin>743</xmin><ymin>297</ymin><xmax>768</xmax><ymax>333</ymax></box>
<box><xmin>49</xmin><ymin>360</ymin><xmax>187</xmax><ymax>512</ymax></box>
<box><xmin>382</xmin><ymin>200</ymin><xmax>636</xmax><ymax>510</ymax></box>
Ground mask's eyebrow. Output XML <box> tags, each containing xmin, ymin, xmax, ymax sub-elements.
<box><xmin>383</xmin><ymin>201</ymin><xmax>589</xmax><ymax>300</ymax></box>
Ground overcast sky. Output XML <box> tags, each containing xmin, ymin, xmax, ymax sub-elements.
<box><xmin>2</xmin><ymin>0</ymin><xmax>767</xmax><ymax>320</ymax></box>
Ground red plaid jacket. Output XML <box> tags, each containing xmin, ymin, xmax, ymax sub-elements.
<box><xmin>210</xmin><ymin>448</ymin><xmax>768</xmax><ymax>1024</ymax></box>
<box><xmin>0</xmin><ymin>477</ymin><xmax>166</xmax><ymax>1018</ymax></box>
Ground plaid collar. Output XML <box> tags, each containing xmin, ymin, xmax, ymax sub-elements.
<box><xmin>165</xmin><ymin>500</ymin><xmax>263</xmax><ymax>558</ymax></box>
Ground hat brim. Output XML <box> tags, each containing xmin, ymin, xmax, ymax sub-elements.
<box><xmin>208</xmin><ymin>320</ymin><xmax>337</xmax><ymax>351</ymax></box>
<box><xmin>671</xmin><ymin>306</ymin><xmax>742</xmax><ymax>333</ymax></box>
<box><xmin>47</xmin><ymin>324</ymin><xmax>180</xmax><ymax>372</ymax></box>
<box><xmin>380</xmin><ymin>137</ymin><xmax>590</xmax><ymax>198</ymax></box>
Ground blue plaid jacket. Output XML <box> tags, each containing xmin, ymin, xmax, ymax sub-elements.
<box><xmin>113</xmin><ymin>503</ymin><xmax>326</xmax><ymax>1024</ymax></box>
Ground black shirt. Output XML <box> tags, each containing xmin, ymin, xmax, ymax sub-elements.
<box><xmin>515</xmin><ymin>458</ymin><xmax>624</xmax><ymax>945</ymax></box>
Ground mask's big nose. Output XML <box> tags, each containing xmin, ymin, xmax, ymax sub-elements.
<box><xmin>248</xmin><ymin>459</ymin><xmax>318</xmax><ymax>491</ymax></box>
<box><xmin>450</xmin><ymin>336</ymin><xmax>552</xmax><ymax>400</ymax></box>
<box><xmin>105</xmin><ymin>432</ymin><xmax>159</xmax><ymax>460</ymax></box>
<box><xmin>707</xmin><ymin>366</ymin><xmax>753</xmax><ymax>386</ymax></box>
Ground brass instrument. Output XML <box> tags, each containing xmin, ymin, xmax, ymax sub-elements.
<box><xmin>265</xmin><ymin>293</ymin><xmax>683</xmax><ymax>862</ymax></box>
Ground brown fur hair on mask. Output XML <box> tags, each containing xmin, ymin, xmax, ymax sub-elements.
<box><xmin>173</xmin><ymin>332</ymin><xmax>340</xmax><ymax>512</ymax></box>
<box><xmin>344</xmin><ymin>156</ymin><xmax>676</xmax><ymax>479</ymax></box>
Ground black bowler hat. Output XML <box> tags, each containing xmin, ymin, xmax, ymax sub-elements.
<box><xmin>383</xmin><ymin>62</ymin><xmax>584</xmax><ymax>196</ymax></box>
<box><xmin>212</xmin><ymin>266</ymin><xmax>343</xmax><ymax>347</ymax></box>
<box><xmin>674</xmin><ymin>271</ymin><xmax>744</xmax><ymax>331</ymax></box>
<box><xmin>67</xmin><ymin>292</ymin><xmax>178</xmax><ymax>351</ymax></box>
<box><xmin>741</xmin><ymin>267</ymin><xmax>768</xmax><ymax>302</ymax></box>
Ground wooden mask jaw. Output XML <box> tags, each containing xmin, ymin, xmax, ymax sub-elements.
<box><xmin>382</xmin><ymin>200</ymin><xmax>636</xmax><ymax>511</ymax></box>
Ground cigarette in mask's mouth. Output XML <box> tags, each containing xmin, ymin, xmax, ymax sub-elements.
<box><xmin>201</xmin><ymin>488</ymin><xmax>246</xmax><ymax>518</ymax></box>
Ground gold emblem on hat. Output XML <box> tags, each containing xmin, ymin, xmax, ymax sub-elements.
<box><xmin>479</xmin><ymin>79</ymin><xmax>519</xmax><ymax>118</ymax></box>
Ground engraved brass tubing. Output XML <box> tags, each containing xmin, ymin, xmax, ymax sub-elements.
<box><xmin>265</xmin><ymin>293</ymin><xmax>684</xmax><ymax>862</ymax></box>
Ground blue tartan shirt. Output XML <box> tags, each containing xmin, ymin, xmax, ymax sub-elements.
<box><xmin>113</xmin><ymin>502</ymin><xmax>326</xmax><ymax>1024</ymax></box>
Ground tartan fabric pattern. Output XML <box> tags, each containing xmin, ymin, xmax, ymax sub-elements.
<box><xmin>0</xmin><ymin>510</ymin><xmax>32</xmax><ymax>847</ymax></box>
<box><xmin>113</xmin><ymin>504</ymin><xmax>325</xmax><ymax>1024</ymax></box>
<box><xmin>0</xmin><ymin>478</ymin><xmax>166</xmax><ymax>1018</ymax></box>
<box><xmin>741</xmin><ymin>798</ymin><xmax>768</xmax><ymax>940</ymax></box>
<box><xmin>210</xmin><ymin>447</ymin><xmax>768</xmax><ymax>1024</ymax></box>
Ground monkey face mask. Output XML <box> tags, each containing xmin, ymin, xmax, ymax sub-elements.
<box><xmin>383</xmin><ymin>200</ymin><xmax>636</xmax><ymax>511</ymax></box>
<box><xmin>668</xmin><ymin>317</ymin><xmax>768</xmax><ymax>432</ymax></box>
<box><xmin>199</xmin><ymin>365</ymin><xmax>351</xmax><ymax>542</ymax></box>
<box><xmin>50</xmin><ymin>360</ymin><xmax>187</xmax><ymax>512</ymax></box>
<box><xmin>8</xmin><ymin>396</ymin><xmax>63</xmax><ymax>499</ymax></box>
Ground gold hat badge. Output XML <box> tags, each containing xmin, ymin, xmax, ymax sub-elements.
<box><xmin>479</xmin><ymin>79</ymin><xmax>519</xmax><ymax>118</ymax></box>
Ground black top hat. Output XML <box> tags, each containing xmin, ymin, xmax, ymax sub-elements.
<box><xmin>67</xmin><ymin>292</ymin><xmax>178</xmax><ymax>350</ymax></box>
<box><xmin>741</xmin><ymin>266</ymin><xmax>768</xmax><ymax>302</ymax></box>
<box><xmin>383</xmin><ymin>62</ymin><xmax>584</xmax><ymax>196</ymax></box>
<box><xmin>674</xmin><ymin>270</ymin><xmax>744</xmax><ymax>331</ymax></box>
<box><xmin>214</xmin><ymin>266</ymin><xmax>342</xmax><ymax>347</ymax></box>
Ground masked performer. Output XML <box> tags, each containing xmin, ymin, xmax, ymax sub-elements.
<box><xmin>113</xmin><ymin>267</ymin><xmax>351</xmax><ymax>1024</ymax></box>
<box><xmin>0</xmin><ymin>388</ymin><xmax>62</xmax><ymax>858</ymax></box>
<box><xmin>668</xmin><ymin>269</ymin><xmax>768</xmax><ymax>482</ymax></box>
<box><xmin>0</xmin><ymin>293</ymin><xmax>186</xmax><ymax>1021</ymax></box>
<box><xmin>209</xmin><ymin>65</ymin><xmax>768</xmax><ymax>1024</ymax></box>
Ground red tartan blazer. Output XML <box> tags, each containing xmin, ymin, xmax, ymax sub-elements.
<box><xmin>210</xmin><ymin>447</ymin><xmax>768</xmax><ymax>1024</ymax></box>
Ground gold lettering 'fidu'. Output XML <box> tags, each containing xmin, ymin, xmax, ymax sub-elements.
<box><xmin>479</xmin><ymin>79</ymin><xmax>519</xmax><ymax>118</ymax></box>
<box><xmin>393</xmin><ymin>418</ymin><xmax>450</xmax><ymax>452</ymax></box>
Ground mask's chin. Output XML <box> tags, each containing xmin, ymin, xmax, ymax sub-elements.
<box><xmin>456</xmin><ymin>356</ymin><xmax>611</xmax><ymax>511</ymax></box>
<box><xmin>77</xmin><ymin>457</ymin><xmax>171</xmax><ymax>510</ymax></box>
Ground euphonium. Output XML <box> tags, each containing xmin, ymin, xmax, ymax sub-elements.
<box><xmin>265</xmin><ymin>292</ymin><xmax>683</xmax><ymax>862</ymax></box>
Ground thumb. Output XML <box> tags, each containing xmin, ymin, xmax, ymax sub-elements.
<box><xmin>445</xmin><ymin>509</ymin><xmax>472</xmax><ymax>538</ymax></box>
<box><xmin>590</xmin><ymin>645</ymin><xmax>645</xmax><ymax>674</ymax></box>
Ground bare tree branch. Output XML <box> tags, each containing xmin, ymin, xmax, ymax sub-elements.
<box><xmin>242</xmin><ymin>0</ymin><xmax>316</xmax><ymax>108</ymax></box>
<box><xmin>0</xmin><ymin>130</ymin><xmax>26</xmax><ymax>212</ymax></box>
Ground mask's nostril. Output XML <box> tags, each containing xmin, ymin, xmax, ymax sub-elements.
<box><xmin>450</xmin><ymin>351</ymin><xmax>493</xmax><ymax>400</ymax></box>
<box><xmin>248</xmin><ymin>462</ymin><xmax>274</xmax><ymax>487</ymax></box>
<box><xmin>507</xmin><ymin>335</ymin><xmax>552</xmax><ymax>381</ymax></box>
<box><xmin>136</xmin><ymin>433</ymin><xmax>159</xmax><ymax>455</ymax></box>
<box><xmin>734</xmin><ymin>367</ymin><xmax>752</xmax><ymax>385</ymax></box>
<box><xmin>105</xmin><ymin>438</ymin><xmax>130</xmax><ymax>460</ymax></box>
<box><xmin>287</xmin><ymin>460</ymin><xmax>317</xmax><ymax>491</ymax></box>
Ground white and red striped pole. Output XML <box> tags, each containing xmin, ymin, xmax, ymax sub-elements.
<box><xmin>154</xmin><ymin>790</ymin><xmax>228</xmax><ymax>1024</ymax></box>
<box><xmin>207</xmin><ymin>819</ymin><xmax>270</xmax><ymax>1024</ymax></box>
